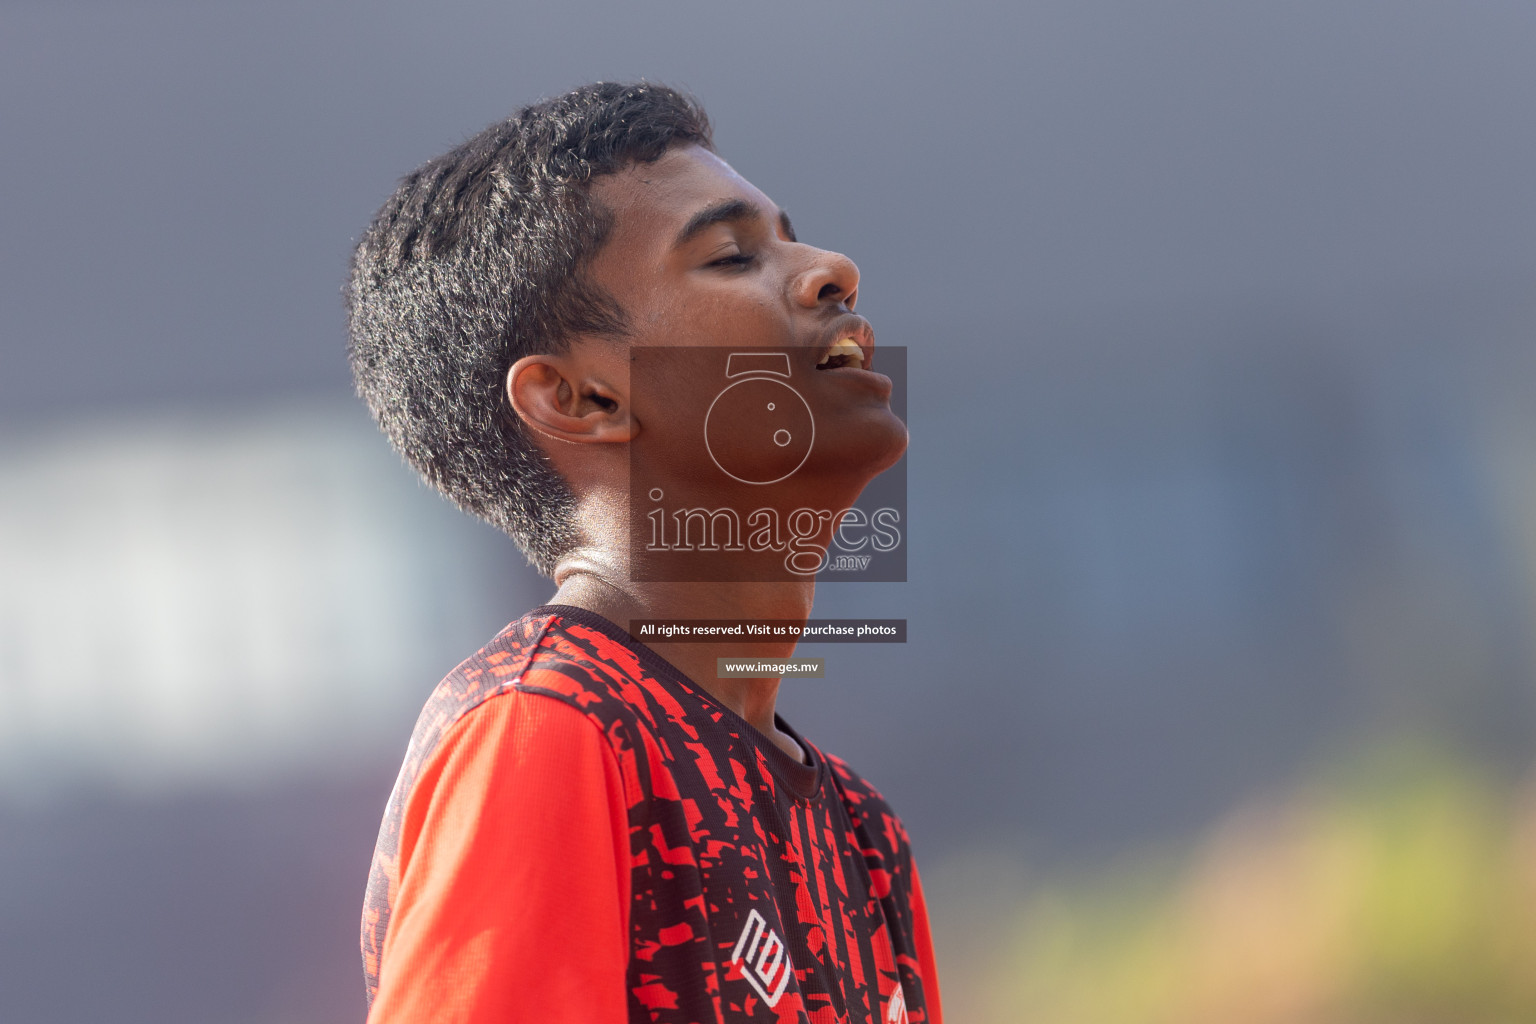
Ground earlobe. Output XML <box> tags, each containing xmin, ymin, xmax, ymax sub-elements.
<box><xmin>507</xmin><ymin>355</ymin><xmax>637</xmax><ymax>444</ymax></box>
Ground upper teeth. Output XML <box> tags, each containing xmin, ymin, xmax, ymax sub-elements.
<box><xmin>818</xmin><ymin>337</ymin><xmax>864</xmax><ymax>369</ymax></box>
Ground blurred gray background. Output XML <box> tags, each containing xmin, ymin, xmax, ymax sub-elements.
<box><xmin>3</xmin><ymin>2</ymin><xmax>1534</xmax><ymax>1021</ymax></box>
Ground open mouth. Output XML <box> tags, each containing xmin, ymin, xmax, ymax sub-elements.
<box><xmin>816</xmin><ymin>337</ymin><xmax>865</xmax><ymax>371</ymax></box>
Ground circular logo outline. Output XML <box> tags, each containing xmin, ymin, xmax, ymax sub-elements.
<box><xmin>703</xmin><ymin>376</ymin><xmax>815</xmax><ymax>485</ymax></box>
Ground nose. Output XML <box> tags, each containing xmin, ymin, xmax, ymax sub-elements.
<box><xmin>792</xmin><ymin>246</ymin><xmax>860</xmax><ymax>311</ymax></box>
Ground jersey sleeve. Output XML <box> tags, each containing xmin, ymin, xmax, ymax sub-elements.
<box><xmin>908</xmin><ymin>862</ymin><xmax>944</xmax><ymax>1024</ymax></box>
<box><xmin>367</xmin><ymin>689</ymin><xmax>631</xmax><ymax>1023</ymax></box>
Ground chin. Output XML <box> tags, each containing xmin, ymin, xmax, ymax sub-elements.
<box><xmin>805</xmin><ymin>408</ymin><xmax>908</xmax><ymax>483</ymax></box>
<box><xmin>864</xmin><ymin>415</ymin><xmax>910</xmax><ymax>476</ymax></box>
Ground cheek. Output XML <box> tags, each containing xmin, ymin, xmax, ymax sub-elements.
<box><xmin>631</xmin><ymin>365</ymin><xmax>714</xmax><ymax>436</ymax></box>
<box><xmin>632</xmin><ymin>295</ymin><xmax>717</xmax><ymax>341</ymax></box>
<box><xmin>632</xmin><ymin>267</ymin><xmax>791</xmax><ymax>338</ymax></box>
<box><xmin>707</xmin><ymin>299</ymin><xmax>790</xmax><ymax>346</ymax></box>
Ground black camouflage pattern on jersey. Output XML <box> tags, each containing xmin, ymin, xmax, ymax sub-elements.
<box><xmin>363</xmin><ymin>606</ymin><xmax>931</xmax><ymax>1023</ymax></box>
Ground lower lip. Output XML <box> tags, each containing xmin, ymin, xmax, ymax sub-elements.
<box><xmin>816</xmin><ymin>365</ymin><xmax>893</xmax><ymax>394</ymax></box>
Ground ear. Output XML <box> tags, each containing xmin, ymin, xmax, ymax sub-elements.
<box><xmin>507</xmin><ymin>353</ymin><xmax>637</xmax><ymax>444</ymax></box>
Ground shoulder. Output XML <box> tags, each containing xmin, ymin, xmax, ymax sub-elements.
<box><xmin>824</xmin><ymin>750</ymin><xmax>916</xmax><ymax>894</ymax></box>
<box><xmin>401</xmin><ymin>607</ymin><xmax>658</xmax><ymax>769</ymax></box>
<box><xmin>825</xmin><ymin>751</ymin><xmax>908</xmax><ymax>839</ymax></box>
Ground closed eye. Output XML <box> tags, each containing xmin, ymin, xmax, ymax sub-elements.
<box><xmin>709</xmin><ymin>252</ymin><xmax>756</xmax><ymax>268</ymax></box>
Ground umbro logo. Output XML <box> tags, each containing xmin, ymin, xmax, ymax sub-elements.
<box><xmin>729</xmin><ymin>909</ymin><xmax>793</xmax><ymax>1007</ymax></box>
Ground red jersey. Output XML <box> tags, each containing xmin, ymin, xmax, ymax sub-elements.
<box><xmin>362</xmin><ymin>605</ymin><xmax>942</xmax><ymax>1023</ymax></box>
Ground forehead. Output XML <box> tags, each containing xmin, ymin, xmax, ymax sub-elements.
<box><xmin>590</xmin><ymin>145</ymin><xmax>775</xmax><ymax>256</ymax></box>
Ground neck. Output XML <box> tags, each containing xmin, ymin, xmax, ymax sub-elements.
<box><xmin>549</xmin><ymin>559</ymin><xmax>814</xmax><ymax>763</ymax></box>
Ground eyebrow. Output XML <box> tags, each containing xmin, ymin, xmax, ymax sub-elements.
<box><xmin>674</xmin><ymin>198</ymin><xmax>797</xmax><ymax>247</ymax></box>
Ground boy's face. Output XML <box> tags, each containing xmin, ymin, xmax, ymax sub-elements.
<box><xmin>583</xmin><ymin>144</ymin><xmax>907</xmax><ymax>498</ymax></box>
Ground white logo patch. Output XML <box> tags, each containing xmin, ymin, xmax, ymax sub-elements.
<box><xmin>885</xmin><ymin>982</ymin><xmax>909</xmax><ymax>1024</ymax></box>
<box><xmin>729</xmin><ymin>908</ymin><xmax>793</xmax><ymax>1007</ymax></box>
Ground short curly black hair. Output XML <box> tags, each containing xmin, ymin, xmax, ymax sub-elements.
<box><xmin>346</xmin><ymin>82</ymin><xmax>713</xmax><ymax>575</ymax></box>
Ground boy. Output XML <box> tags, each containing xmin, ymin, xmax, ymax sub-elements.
<box><xmin>348</xmin><ymin>81</ymin><xmax>940</xmax><ymax>1023</ymax></box>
